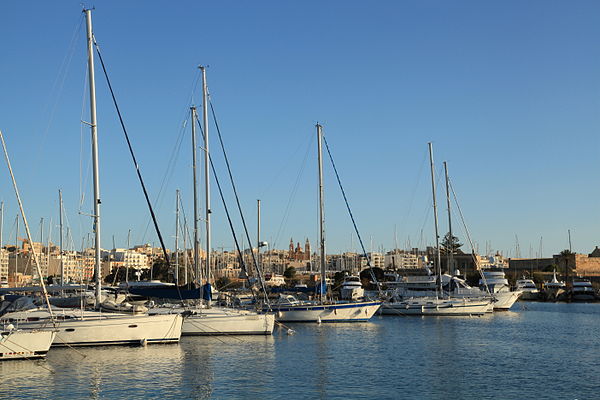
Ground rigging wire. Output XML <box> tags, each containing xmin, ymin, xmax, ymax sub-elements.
<box><xmin>272</xmin><ymin>133</ymin><xmax>314</xmax><ymax>251</ymax></box>
<box><xmin>207</xmin><ymin>102</ymin><xmax>270</xmax><ymax>304</ymax></box>
<box><xmin>136</xmin><ymin>69</ymin><xmax>202</xmax><ymax>246</ymax></box>
<box><xmin>33</xmin><ymin>14</ymin><xmax>85</xmax><ymax>177</ymax></box>
<box><xmin>92</xmin><ymin>39</ymin><xmax>171</xmax><ymax>267</ymax></box>
<box><xmin>137</xmin><ymin>116</ymin><xmax>189</xmax><ymax>244</ymax></box>
<box><xmin>397</xmin><ymin>148</ymin><xmax>428</xmax><ymax>247</ymax></box>
<box><xmin>321</xmin><ymin>134</ymin><xmax>382</xmax><ymax>294</ymax></box>
<box><xmin>448</xmin><ymin>177</ymin><xmax>490</xmax><ymax>292</ymax></box>
<box><xmin>194</xmin><ymin>115</ymin><xmax>262</xmax><ymax>306</ymax></box>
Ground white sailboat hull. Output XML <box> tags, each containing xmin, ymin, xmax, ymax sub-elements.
<box><xmin>273</xmin><ymin>301</ymin><xmax>381</xmax><ymax>322</ymax></box>
<box><xmin>0</xmin><ymin>329</ymin><xmax>56</xmax><ymax>360</ymax></box>
<box><xmin>2</xmin><ymin>309</ymin><xmax>182</xmax><ymax>347</ymax></box>
<box><xmin>182</xmin><ymin>311</ymin><xmax>275</xmax><ymax>335</ymax></box>
<box><xmin>381</xmin><ymin>297</ymin><xmax>491</xmax><ymax>316</ymax></box>
<box><xmin>149</xmin><ymin>306</ymin><xmax>275</xmax><ymax>335</ymax></box>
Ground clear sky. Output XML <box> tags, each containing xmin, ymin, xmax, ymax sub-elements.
<box><xmin>1</xmin><ymin>1</ymin><xmax>599</xmax><ymax>258</ymax></box>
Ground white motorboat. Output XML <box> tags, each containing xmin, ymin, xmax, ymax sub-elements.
<box><xmin>264</xmin><ymin>274</ymin><xmax>286</xmax><ymax>287</ymax></box>
<box><xmin>479</xmin><ymin>270</ymin><xmax>522</xmax><ymax>310</ymax></box>
<box><xmin>270</xmin><ymin>294</ymin><xmax>381</xmax><ymax>322</ymax></box>
<box><xmin>340</xmin><ymin>276</ymin><xmax>364</xmax><ymax>301</ymax></box>
<box><xmin>2</xmin><ymin>308</ymin><xmax>182</xmax><ymax>347</ymax></box>
<box><xmin>515</xmin><ymin>278</ymin><xmax>539</xmax><ymax>301</ymax></box>
<box><xmin>542</xmin><ymin>269</ymin><xmax>566</xmax><ymax>301</ymax></box>
<box><xmin>570</xmin><ymin>277</ymin><xmax>596</xmax><ymax>302</ymax></box>
<box><xmin>0</xmin><ymin>327</ymin><xmax>56</xmax><ymax>360</ymax></box>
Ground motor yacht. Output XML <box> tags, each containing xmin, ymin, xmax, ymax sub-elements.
<box><xmin>340</xmin><ymin>276</ymin><xmax>364</xmax><ymax>301</ymax></box>
<box><xmin>515</xmin><ymin>278</ymin><xmax>539</xmax><ymax>301</ymax></box>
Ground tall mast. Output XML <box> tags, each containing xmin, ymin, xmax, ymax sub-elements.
<box><xmin>0</xmin><ymin>202</ymin><xmax>3</xmax><ymax>252</ymax></box>
<box><xmin>316</xmin><ymin>124</ymin><xmax>326</xmax><ymax>303</ymax></box>
<box><xmin>444</xmin><ymin>161</ymin><xmax>454</xmax><ymax>276</ymax></box>
<box><xmin>39</xmin><ymin>217</ymin><xmax>44</xmax><ymax>283</ymax></box>
<box><xmin>428</xmin><ymin>142</ymin><xmax>442</xmax><ymax>294</ymax></box>
<box><xmin>125</xmin><ymin>228</ymin><xmax>131</xmax><ymax>283</ymax></box>
<box><xmin>15</xmin><ymin>215</ymin><xmax>18</xmax><ymax>277</ymax></box>
<box><xmin>85</xmin><ymin>9</ymin><xmax>102</xmax><ymax>306</ymax></box>
<box><xmin>183</xmin><ymin>221</ymin><xmax>188</xmax><ymax>285</ymax></box>
<box><xmin>257</xmin><ymin>199</ymin><xmax>261</xmax><ymax>277</ymax></box>
<box><xmin>175</xmin><ymin>189</ymin><xmax>180</xmax><ymax>285</ymax></box>
<box><xmin>46</xmin><ymin>218</ymin><xmax>52</xmax><ymax>277</ymax></box>
<box><xmin>200</xmin><ymin>66</ymin><xmax>211</xmax><ymax>284</ymax></box>
<box><xmin>191</xmin><ymin>106</ymin><xmax>200</xmax><ymax>284</ymax></box>
<box><xmin>59</xmin><ymin>189</ymin><xmax>64</xmax><ymax>286</ymax></box>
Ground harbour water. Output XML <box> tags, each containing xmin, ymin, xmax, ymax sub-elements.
<box><xmin>2</xmin><ymin>302</ymin><xmax>599</xmax><ymax>399</ymax></box>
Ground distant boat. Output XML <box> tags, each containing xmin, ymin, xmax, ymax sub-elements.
<box><xmin>570</xmin><ymin>277</ymin><xmax>596</xmax><ymax>302</ymax></box>
<box><xmin>264</xmin><ymin>274</ymin><xmax>286</xmax><ymax>287</ymax></box>
<box><xmin>479</xmin><ymin>269</ymin><xmax>522</xmax><ymax>310</ymax></box>
<box><xmin>541</xmin><ymin>269</ymin><xmax>566</xmax><ymax>301</ymax></box>
<box><xmin>515</xmin><ymin>278</ymin><xmax>539</xmax><ymax>301</ymax></box>
<box><xmin>340</xmin><ymin>276</ymin><xmax>364</xmax><ymax>301</ymax></box>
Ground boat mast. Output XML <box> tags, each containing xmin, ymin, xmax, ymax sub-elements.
<box><xmin>200</xmin><ymin>66</ymin><xmax>211</xmax><ymax>284</ymax></box>
<box><xmin>0</xmin><ymin>202</ymin><xmax>3</xmax><ymax>253</ymax></box>
<box><xmin>317</xmin><ymin>124</ymin><xmax>326</xmax><ymax>303</ymax></box>
<box><xmin>59</xmin><ymin>189</ymin><xmax>64</xmax><ymax>286</ymax></box>
<box><xmin>175</xmin><ymin>189</ymin><xmax>180</xmax><ymax>285</ymax></box>
<box><xmin>257</xmin><ymin>199</ymin><xmax>261</xmax><ymax>277</ymax></box>
<box><xmin>443</xmin><ymin>161</ymin><xmax>454</xmax><ymax>276</ymax></box>
<box><xmin>39</xmin><ymin>218</ymin><xmax>43</xmax><ymax>282</ymax></box>
<box><xmin>428</xmin><ymin>142</ymin><xmax>442</xmax><ymax>294</ymax></box>
<box><xmin>191</xmin><ymin>106</ymin><xmax>200</xmax><ymax>284</ymax></box>
<box><xmin>84</xmin><ymin>9</ymin><xmax>102</xmax><ymax>306</ymax></box>
<box><xmin>125</xmin><ymin>228</ymin><xmax>130</xmax><ymax>283</ymax></box>
<box><xmin>15</xmin><ymin>215</ymin><xmax>18</xmax><ymax>278</ymax></box>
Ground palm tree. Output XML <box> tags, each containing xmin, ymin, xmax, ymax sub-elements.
<box><xmin>559</xmin><ymin>249</ymin><xmax>574</xmax><ymax>284</ymax></box>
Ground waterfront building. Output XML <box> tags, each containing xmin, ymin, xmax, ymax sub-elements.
<box><xmin>508</xmin><ymin>247</ymin><xmax>600</xmax><ymax>277</ymax></box>
<box><xmin>385</xmin><ymin>250</ymin><xmax>420</xmax><ymax>269</ymax></box>
<box><xmin>0</xmin><ymin>248</ymin><xmax>8</xmax><ymax>286</ymax></box>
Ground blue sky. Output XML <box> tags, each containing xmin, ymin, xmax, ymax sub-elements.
<box><xmin>0</xmin><ymin>1</ymin><xmax>599</xmax><ymax>257</ymax></box>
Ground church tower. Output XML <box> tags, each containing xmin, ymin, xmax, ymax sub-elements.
<box><xmin>304</xmin><ymin>238</ymin><xmax>311</xmax><ymax>261</ymax></box>
<box><xmin>289</xmin><ymin>238</ymin><xmax>294</xmax><ymax>254</ymax></box>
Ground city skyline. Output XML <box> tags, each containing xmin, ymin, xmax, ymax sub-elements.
<box><xmin>1</xmin><ymin>2</ymin><xmax>599</xmax><ymax>258</ymax></box>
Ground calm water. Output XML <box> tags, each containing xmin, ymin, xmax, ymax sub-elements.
<box><xmin>1</xmin><ymin>302</ymin><xmax>599</xmax><ymax>399</ymax></box>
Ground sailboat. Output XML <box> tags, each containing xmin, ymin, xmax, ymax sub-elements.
<box><xmin>1</xmin><ymin>9</ymin><xmax>183</xmax><ymax>346</ymax></box>
<box><xmin>381</xmin><ymin>143</ymin><xmax>491</xmax><ymax>316</ymax></box>
<box><xmin>0</xmin><ymin>129</ymin><xmax>56</xmax><ymax>360</ymax></box>
<box><xmin>270</xmin><ymin>124</ymin><xmax>381</xmax><ymax>323</ymax></box>
<box><xmin>147</xmin><ymin>67</ymin><xmax>274</xmax><ymax>335</ymax></box>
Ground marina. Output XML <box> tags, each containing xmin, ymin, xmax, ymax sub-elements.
<box><xmin>1</xmin><ymin>302</ymin><xmax>599</xmax><ymax>399</ymax></box>
<box><xmin>2</xmin><ymin>2</ymin><xmax>600</xmax><ymax>399</ymax></box>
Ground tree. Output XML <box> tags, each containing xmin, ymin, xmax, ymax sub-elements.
<box><xmin>440</xmin><ymin>232</ymin><xmax>463</xmax><ymax>255</ymax></box>
<box><xmin>559</xmin><ymin>249</ymin><xmax>574</xmax><ymax>283</ymax></box>
<box><xmin>283</xmin><ymin>266</ymin><xmax>296</xmax><ymax>280</ymax></box>
<box><xmin>215</xmin><ymin>276</ymin><xmax>231</xmax><ymax>290</ymax></box>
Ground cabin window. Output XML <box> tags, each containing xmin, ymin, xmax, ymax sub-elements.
<box><xmin>128</xmin><ymin>325</ymin><xmax>138</xmax><ymax>328</ymax></box>
<box><xmin>65</xmin><ymin>328</ymin><xmax>75</xmax><ymax>332</ymax></box>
